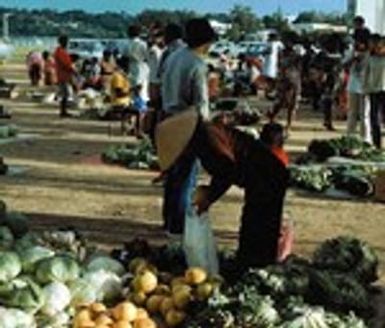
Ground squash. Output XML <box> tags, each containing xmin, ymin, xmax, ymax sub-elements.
<box><xmin>129</xmin><ymin>258</ymin><xmax>148</xmax><ymax>274</ymax></box>
<box><xmin>75</xmin><ymin>309</ymin><xmax>95</xmax><ymax>328</ymax></box>
<box><xmin>131</xmin><ymin>291</ymin><xmax>147</xmax><ymax>306</ymax></box>
<box><xmin>171</xmin><ymin>284</ymin><xmax>192</xmax><ymax>294</ymax></box>
<box><xmin>112</xmin><ymin>302</ymin><xmax>138</xmax><ymax>322</ymax></box>
<box><xmin>134</xmin><ymin>271</ymin><xmax>158</xmax><ymax>294</ymax></box>
<box><xmin>113</xmin><ymin>321</ymin><xmax>133</xmax><ymax>328</ymax></box>
<box><xmin>172</xmin><ymin>288</ymin><xmax>192</xmax><ymax>310</ymax></box>
<box><xmin>136</xmin><ymin>308</ymin><xmax>149</xmax><ymax>320</ymax></box>
<box><xmin>170</xmin><ymin>277</ymin><xmax>187</xmax><ymax>289</ymax></box>
<box><xmin>146</xmin><ymin>295</ymin><xmax>164</xmax><ymax>314</ymax></box>
<box><xmin>185</xmin><ymin>268</ymin><xmax>207</xmax><ymax>285</ymax></box>
<box><xmin>159</xmin><ymin>297</ymin><xmax>174</xmax><ymax>317</ymax></box>
<box><xmin>154</xmin><ymin>284</ymin><xmax>171</xmax><ymax>296</ymax></box>
<box><xmin>95</xmin><ymin>314</ymin><xmax>114</xmax><ymax>326</ymax></box>
<box><xmin>196</xmin><ymin>282</ymin><xmax>214</xmax><ymax>301</ymax></box>
<box><xmin>91</xmin><ymin>303</ymin><xmax>108</xmax><ymax>315</ymax></box>
<box><xmin>165</xmin><ymin>309</ymin><xmax>186</xmax><ymax>327</ymax></box>
<box><xmin>133</xmin><ymin>318</ymin><xmax>157</xmax><ymax>328</ymax></box>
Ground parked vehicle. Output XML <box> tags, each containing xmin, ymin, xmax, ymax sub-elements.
<box><xmin>68</xmin><ymin>39</ymin><xmax>104</xmax><ymax>59</ymax></box>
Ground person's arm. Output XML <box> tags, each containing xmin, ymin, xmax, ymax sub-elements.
<box><xmin>191</xmin><ymin>64</ymin><xmax>210</xmax><ymax>119</ymax></box>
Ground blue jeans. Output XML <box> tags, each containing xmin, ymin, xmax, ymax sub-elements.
<box><xmin>163</xmin><ymin>156</ymin><xmax>198</xmax><ymax>234</ymax></box>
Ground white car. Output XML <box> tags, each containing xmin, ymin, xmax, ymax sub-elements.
<box><xmin>209</xmin><ymin>40</ymin><xmax>237</xmax><ymax>57</ymax></box>
<box><xmin>68</xmin><ymin>39</ymin><xmax>104</xmax><ymax>60</ymax></box>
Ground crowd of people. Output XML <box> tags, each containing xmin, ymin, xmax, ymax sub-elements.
<box><xmin>22</xmin><ymin>15</ymin><xmax>384</xmax><ymax>271</ymax></box>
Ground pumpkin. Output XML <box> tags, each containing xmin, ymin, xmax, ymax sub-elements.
<box><xmin>185</xmin><ymin>268</ymin><xmax>207</xmax><ymax>285</ymax></box>
<box><xmin>165</xmin><ymin>309</ymin><xmax>186</xmax><ymax>327</ymax></box>
<box><xmin>91</xmin><ymin>303</ymin><xmax>108</xmax><ymax>315</ymax></box>
<box><xmin>134</xmin><ymin>271</ymin><xmax>158</xmax><ymax>294</ymax></box>
<box><xmin>159</xmin><ymin>297</ymin><xmax>174</xmax><ymax>317</ymax></box>
<box><xmin>95</xmin><ymin>314</ymin><xmax>114</xmax><ymax>326</ymax></box>
<box><xmin>113</xmin><ymin>321</ymin><xmax>133</xmax><ymax>328</ymax></box>
<box><xmin>196</xmin><ymin>282</ymin><xmax>214</xmax><ymax>301</ymax></box>
<box><xmin>112</xmin><ymin>302</ymin><xmax>138</xmax><ymax>322</ymax></box>
<box><xmin>133</xmin><ymin>318</ymin><xmax>157</xmax><ymax>328</ymax></box>
<box><xmin>146</xmin><ymin>295</ymin><xmax>164</xmax><ymax>314</ymax></box>
<box><xmin>129</xmin><ymin>258</ymin><xmax>148</xmax><ymax>274</ymax></box>
<box><xmin>172</xmin><ymin>288</ymin><xmax>192</xmax><ymax>310</ymax></box>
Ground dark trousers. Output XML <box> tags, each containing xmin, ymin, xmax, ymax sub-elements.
<box><xmin>321</xmin><ymin>95</ymin><xmax>333</xmax><ymax>128</ymax></box>
<box><xmin>163</xmin><ymin>156</ymin><xmax>198</xmax><ymax>234</ymax></box>
<box><xmin>369</xmin><ymin>92</ymin><xmax>385</xmax><ymax>149</ymax></box>
<box><xmin>236</xmin><ymin>142</ymin><xmax>288</xmax><ymax>269</ymax></box>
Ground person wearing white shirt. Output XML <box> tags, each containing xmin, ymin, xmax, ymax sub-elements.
<box><xmin>345</xmin><ymin>41</ymin><xmax>372</xmax><ymax>143</ymax></box>
<box><xmin>124</xmin><ymin>25</ymin><xmax>150</xmax><ymax>102</ymax></box>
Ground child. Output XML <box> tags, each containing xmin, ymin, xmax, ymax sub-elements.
<box><xmin>132</xmin><ymin>84</ymin><xmax>148</xmax><ymax>139</ymax></box>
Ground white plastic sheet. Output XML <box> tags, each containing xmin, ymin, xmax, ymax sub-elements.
<box><xmin>183</xmin><ymin>209</ymin><xmax>219</xmax><ymax>275</ymax></box>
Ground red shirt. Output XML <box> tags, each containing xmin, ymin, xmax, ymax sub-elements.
<box><xmin>54</xmin><ymin>47</ymin><xmax>73</xmax><ymax>83</ymax></box>
<box><xmin>271</xmin><ymin>146</ymin><xmax>289</xmax><ymax>167</ymax></box>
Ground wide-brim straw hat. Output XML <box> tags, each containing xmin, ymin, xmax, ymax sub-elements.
<box><xmin>155</xmin><ymin>109</ymin><xmax>199</xmax><ymax>171</ymax></box>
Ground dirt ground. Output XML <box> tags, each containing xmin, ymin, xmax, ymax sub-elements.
<box><xmin>0</xmin><ymin>61</ymin><xmax>385</xmax><ymax>283</ymax></box>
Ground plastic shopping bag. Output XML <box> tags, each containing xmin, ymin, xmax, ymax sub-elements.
<box><xmin>183</xmin><ymin>209</ymin><xmax>219</xmax><ymax>275</ymax></box>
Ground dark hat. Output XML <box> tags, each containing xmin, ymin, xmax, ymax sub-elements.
<box><xmin>185</xmin><ymin>18</ymin><xmax>217</xmax><ymax>48</ymax></box>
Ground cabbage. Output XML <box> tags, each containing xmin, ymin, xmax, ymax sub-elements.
<box><xmin>0</xmin><ymin>307</ymin><xmax>36</xmax><ymax>328</ymax></box>
<box><xmin>282</xmin><ymin>306</ymin><xmax>329</xmax><ymax>328</ymax></box>
<box><xmin>41</xmin><ymin>282</ymin><xmax>71</xmax><ymax>317</ymax></box>
<box><xmin>0</xmin><ymin>226</ymin><xmax>14</xmax><ymax>250</ymax></box>
<box><xmin>69</xmin><ymin>278</ymin><xmax>99</xmax><ymax>306</ymax></box>
<box><xmin>0</xmin><ymin>276</ymin><xmax>45</xmax><ymax>313</ymax></box>
<box><xmin>19</xmin><ymin>246</ymin><xmax>55</xmax><ymax>273</ymax></box>
<box><xmin>86</xmin><ymin>256</ymin><xmax>125</xmax><ymax>276</ymax></box>
<box><xmin>35</xmin><ymin>256</ymin><xmax>80</xmax><ymax>284</ymax></box>
<box><xmin>0</xmin><ymin>251</ymin><xmax>21</xmax><ymax>282</ymax></box>
<box><xmin>71</xmin><ymin>270</ymin><xmax>122</xmax><ymax>305</ymax></box>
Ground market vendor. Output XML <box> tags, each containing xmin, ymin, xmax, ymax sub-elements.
<box><xmin>156</xmin><ymin>110</ymin><xmax>289</xmax><ymax>269</ymax></box>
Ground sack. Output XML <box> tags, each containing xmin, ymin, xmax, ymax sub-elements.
<box><xmin>183</xmin><ymin>209</ymin><xmax>219</xmax><ymax>275</ymax></box>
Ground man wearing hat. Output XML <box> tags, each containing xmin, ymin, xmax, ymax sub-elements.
<box><xmin>156</xmin><ymin>110</ymin><xmax>289</xmax><ymax>269</ymax></box>
<box><xmin>161</xmin><ymin>18</ymin><xmax>216</xmax><ymax>235</ymax></box>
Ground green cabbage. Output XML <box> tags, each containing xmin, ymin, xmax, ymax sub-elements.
<box><xmin>19</xmin><ymin>246</ymin><xmax>55</xmax><ymax>273</ymax></box>
<box><xmin>86</xmin><ymin>256</ymin><xmax>125</xmax><ymax>276</ymax></box>
<box><xmin>0</xmin><ymin>276</ymin><xmax>45</xmax><ymax>313</ymax></box>
<box><xmin>0</xmin><ymin>307</ymin><xmax>36</xmax><ymax>328</ymax></box>
<box><xmin>69</xmin><ymin>278</ymin><xmax>99</xmax><ymax>306</ymax></box>
<box><xmin>0</xmin><ymin>251</ymin><xmax>21</xmax><ymax>282</ymax></box>
<box><xmin>35</xmin><ymin>256</ymin><xmax>80</xmax><ymax>284</ymax></box>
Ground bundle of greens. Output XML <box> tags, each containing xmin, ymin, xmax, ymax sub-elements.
<box><xmin>303</xmin><ymin>136</ymin><xmax>385</xmax><ymax>163</ymax></box>
<box><xmin>289</xmin><ymin>166</ymin><xmax>333</xmax><ymax>192</ymax></box>
<box><xmin>312</xmin><ymin>236</ymin><xmax>379</xmax><ymax>284</ymax></box>
<box><xmin>0</xmin><ymin>124</ymin><xmax>17</xmax><ymax>139</ymax></box>
<box><xmin>101</xmin><ymin>138</ymin><xmax>159</xmax><ymax>170</ymax></box>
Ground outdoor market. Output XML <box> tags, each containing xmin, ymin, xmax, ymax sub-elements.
<box><xmin>0</xmin><ymin>0</ymin><xmax>385</xmax><ymax>327</ymax></box>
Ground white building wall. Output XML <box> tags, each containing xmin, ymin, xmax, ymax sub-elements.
<box><xmin>354</xmin><ymin>0</ymin><xmax>385</xmax><ymax>34</ymax></box>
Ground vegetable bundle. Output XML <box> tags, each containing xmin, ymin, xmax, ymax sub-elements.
<box><xmin>0</xmin><ymin>124</ymin><xmax>18</xmax><ymax>139</ymax></box>
<box><xmin>102</xmin><ymin>138</ymin><xmax>159</xmax><ymax>170</ymax></box>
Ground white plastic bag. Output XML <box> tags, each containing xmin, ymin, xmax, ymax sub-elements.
<box><xmin>183</xmin><ymin>209</ymin><xmax>219</xmax><ymax>275</ymax></box>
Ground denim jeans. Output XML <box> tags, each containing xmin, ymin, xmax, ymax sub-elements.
<box><xmin>163</xmin><ymin>156</ymin><xmax>198</xmax><ymax>234</ymax></box>
<box><xmin>369</xmin><ymin>92</ymin><xmax>385</xmax><ymax>149</ymax></box>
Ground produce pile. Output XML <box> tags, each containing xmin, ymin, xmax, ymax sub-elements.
<box><xmin>290</xmin><ymin>136</ymin><xmax>384</xmax><ymax>197</ymax></box>
<box><xmin>298</xmin><ymin>136</ymin><xmax>385</xmax><ymax>164</ymax></box>
<box><xmin>101</xmin><ymin>139</ymin><xmax>159</xmax><ymax>170</ymax></box>
<box><xmin>0</xmin><ymin>124</ymin><xmax>18</xmax><ymax>139</ymax></box>
<box><xmin>0</xmin><ymin>199</ymin><xmax>381</xmax><ymax>328</ymax></box>
<box><xmin>289</xmin><ymin>164</ymin><xmax>376</xmax><ymax>196</ymax></box>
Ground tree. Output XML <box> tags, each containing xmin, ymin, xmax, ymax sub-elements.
<box><xmin>226</xmin><ymin>5</ymin><xmax>261</xmax><ymax>41</ymax></box>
